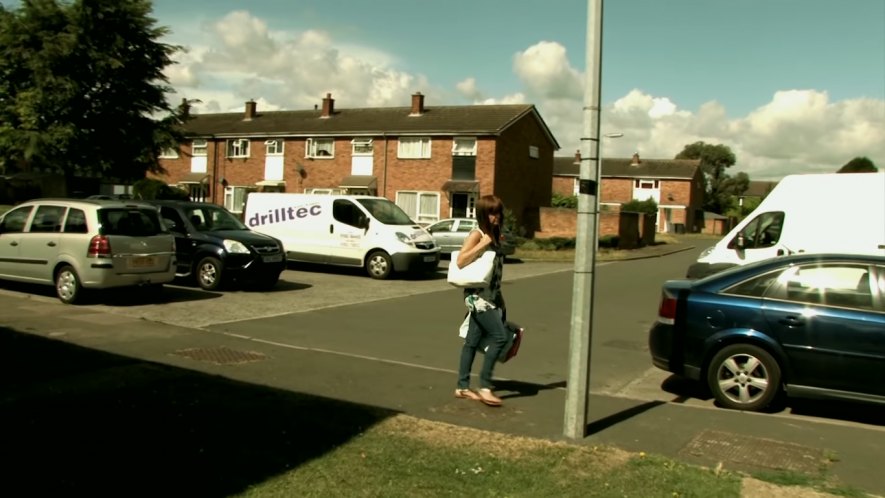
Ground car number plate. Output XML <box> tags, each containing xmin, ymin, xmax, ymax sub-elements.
<box><xmin>423</xmin><ymin>255</ymin><xmax>436</xmax><ymax>262</ymax></box>
<box><xmin>263</xmin><ymin>254</ymin><xmax>283</xmax><ymax>263</ymax></box>
<box><xmin>128</xmin><ymin>256</ymin><xmax>156</xmax><ymax>269</ymax></box>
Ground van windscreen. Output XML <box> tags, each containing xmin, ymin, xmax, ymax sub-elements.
<box><xmin>357</xmin><ymin>199</ymin><xmax>414</xmax><ymax>225</ymax></box>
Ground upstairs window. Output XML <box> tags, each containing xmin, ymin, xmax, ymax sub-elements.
<box><xmin>352</xmin><ymin>138</ymin><xmax>374</xmax><ymax>156</ymax></box>
<box><xmin>398</xmin><ymin>137</ymin><xmax>431</xmax><ymax>159</ymax></box>
<box><xmin>265</xmin><ymin>139</ymin><xmax>284</xmax><ymax>156</ymax></box>
<box><xmin>226</xmin><ymin>139</ymin><xmax>250</xmax><ymax>158</ymax></box>
<box><xmin>452</xmin><ymin>137</ymin><xmax>476</xmax><ymax>156</ymax></box>
<box><xmin>159</xmin><ymin>147</ymin><xmax>179</xmax><ymax>159</ymax></box>
<box><xmin>635</xmin><ymin>179</ymin><xmax>659</xmax><ymax>189</ymax></box>
<box><xmin>192</xmin><ymin>139</ymin><xmax>208</xmax><ymax>157</ymax></box>
<box><xmin>307</xmin><ymin>138</ymin><xmax>334</xmax><ymax>158</ymax></box>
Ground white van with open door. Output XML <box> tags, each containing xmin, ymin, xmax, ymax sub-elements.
<box><xmin>687</xmin><ymin>172</ymin><xmax>885</xmax><ymax>279</ymax></box>
<box><xmin>244</xmin><ymin>193</ymin><xmax>440</xmax><ymax>279</ymax></box>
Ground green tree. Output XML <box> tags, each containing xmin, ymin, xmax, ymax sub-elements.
<box><xmin>0</xmin><ymin>0</ymin><xmax>183</xmax><ymax>189</ymax></box>
<box><xmin>837</xmin><ymin>156</ymin><xmax>878</xmax><ymax>173</ymax></box>
<box><xmin>675</xmin><ymin>141</ymin><xmax>742</xmax><ymax>214</ymax></box>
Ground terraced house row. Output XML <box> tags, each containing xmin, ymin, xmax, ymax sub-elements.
<box><xmin>155</xmin><ymin>92</ymin><xmax>560</xmax><ymax>235</ymax></box>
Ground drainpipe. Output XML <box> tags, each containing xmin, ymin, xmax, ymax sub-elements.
<box><xmin>382</xmin><ymin>132</ymin><xmax>388</xmax><ymax>198</ymax></box>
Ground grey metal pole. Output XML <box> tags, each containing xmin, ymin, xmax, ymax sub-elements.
<box><xmin>564</xmin><ymin>0</ymin><xmax>604</xmax><ymax>440</ymax></box>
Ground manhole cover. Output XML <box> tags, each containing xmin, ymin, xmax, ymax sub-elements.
<box><xmin>679</xmin><ymin>429</ymin><xmax>828</xmax><ymax>474</ymax></box>
<box><xmin>172</xmin><ymin>347</ymin><xmax>268</xmax><ymax>365</ymax></box>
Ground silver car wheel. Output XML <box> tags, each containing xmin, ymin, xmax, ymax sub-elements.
<box><xmin>55</xmin><ymin>265</ymin><xmax>82</xmax><ymax>304</ymax></box>
<box><xmin>366</xmin><ymin>251</ymin><xmax>392</xmax><ymax>280</ymax></box>
<box><xmin>707</xmin><ymin>344</ymin><xmax>781</xmax><ymax>412</ymax></box>
<box><xmin>196</xmin><ymin>256</ymin><xmax>224</xmax><ymax>290</ymax></box>
<box><xmin>716</xmin><ymin>354</ymin><xmax>769</xmax><ymax>404</ymax></box>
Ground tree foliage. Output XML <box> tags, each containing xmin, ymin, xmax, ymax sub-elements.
<box><xmin>675</xmin><ymin>141</ymin><xmax>744</xmax><ymax>214</ymax></box>
<box><xmin>621</xmin><ymin>198</ymin><xmax>657</xmax><ymax>215</ymax></box>
<box><xmin>551</xmin><ymin>192</ymin><xmax>578</xmax><ymax>209</ymax></box>
<box><xmin>837</xmin><ymin>156</ymin><xmax>878</xmax><ymax>173</ymax></box>
<box><xmin>0</xmin><ymin>0</ymin><xmax>183</xmax><ymax>186</ymax></box>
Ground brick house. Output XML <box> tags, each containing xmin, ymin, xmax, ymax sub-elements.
<box><xmin>154</xmin><ymin>93</ymin><xmax>559</xmax><ymax>234</ymax></box>
<box><xmin>551</xmin><ymin>151</ymin><xmax>704</xmax><ymax>233</ymax></box>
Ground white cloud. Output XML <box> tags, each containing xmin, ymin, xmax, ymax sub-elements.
<box><xmin>161</xmin><ymin>13</ymin><xmax>884</xmax><ymax>182</ymax></box>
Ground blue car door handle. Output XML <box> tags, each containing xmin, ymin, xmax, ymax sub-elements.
<box><xmin>779</xmin><ymin>315</ymin><xmax>805</xmax><ymax>326</ymax></box>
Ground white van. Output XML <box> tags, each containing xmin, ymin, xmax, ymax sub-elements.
<box><xmin>687</xmin><ymin>172</ymin><xmax>885</xmax><ymax>279</ymax></box>
<box><xmin>244</xmin><ymin>193</ymin><xmax>440</xmax><ymax>279</ymax></box>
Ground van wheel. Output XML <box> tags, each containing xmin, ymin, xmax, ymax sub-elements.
<box><xmin>707</xmin><ymin>344</ymin><xmax>781</xmax><ymax>412</ymax></box>
<box><xmin>56</xmin><ymin>265</ymin><xmax>83</xmax><ymax>304</ymax></box>
<box><xmin>366</xmin><ymin>251</ymin><xmax>392</xmax><ymax>280</ymax></box>
<box><xmin>196</xmin><ymin>256</ymin><xmax>224</xmax><ymax>290</ymax></box>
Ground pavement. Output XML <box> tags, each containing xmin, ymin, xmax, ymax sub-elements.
<box><xmin>1</xmin><ymin>240</ymin><xmax>883</xmax><ymax>496</ymax></box>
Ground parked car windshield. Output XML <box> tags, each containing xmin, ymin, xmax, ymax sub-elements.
<box><xmin>99</xmin><ymin>208</ymin><xmax>164</xmax><ymax>236</ymax></box>
<box><xmin>356</xmin><ymin>198</ymin><xmax>414</xmax><ymax>225</ymax></box>
<box><xmin>186</xmin><ymin>205</ymin><xmax>248</xmax><ymax>231</ymax></box>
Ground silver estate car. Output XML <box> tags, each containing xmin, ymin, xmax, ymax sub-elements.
<box><xmin>425</xmin><ymin>218</ymin><xmax>516</xmax><ymax>256</ymax></box>
<box><xmin>0</xmin><ymin>198</ymin><xmax>176</xmax><ymax>304</ymax></box>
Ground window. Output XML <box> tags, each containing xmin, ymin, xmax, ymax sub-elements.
<box><xmin>226</xmin><ymin>139</ymin><xmax>250</xmax><ymax>158</ymax></box>
<box><xmin>307</xmin><ymin>138</ymin><xmax>334</xmax><ymax>158</ymax></box>
<box><xmin>29</xmin><ymin>206</ymin><xmax>65</xmax><ymax>233</ymax></box>
<box><xmin>456</xmin><ymin>219</ymin><xmax>476</xmax><ymax>232</ymax></box>
<box><xmin>635</xmin><ymin>179</ymin><xmax>659</xmax><ymax>189</ymax></box>
<box><xmin>192</xmin><ymin>139</ymin><xmax>208</xmax><ymax>157</ymax></box>
<box><xmin>63</xmin><ymin>209</ymin><xmax>88</xmax><ymax>233</ymax></box>
<box><xmin>728</xmin><ymin>211</ymin><xmax>784</xmax><ymax>250</ymax></box>
<box><xmin>452</xmin><ymin>137</ymin><xmax>476</xmax><ymax>156</ymax></box>
<box><xmin>529</xmin><ymin>145</ymin><xmax>540</xmax><ymax>159</ymax></box>
<box><xmin>352</xmin><ymin>138</ymin><xmax>373</xmax><ymax>156</ymax></box>
<box><xmin>224</xmin><ymin>186</ymin><xmax>257</xmax><ymax>214</ymax></box>
<box><xmin>307</xmin><ymin>188</ymin><xmax>345</xmax><ymax>195</ymax></box>
<box><xmin>780</xmin><ymin>264</ymin><xmax>874</xmax><ymax>310</ymax></box>
<box><xmin>332</xmin><ymin>199</ymin><xmax>365</xmax><ymax>227</ymax></box>
<box><xmin>398</xmin><ymin>137</ymin><xmax>431</xmax><ymax>159</ymax></box>
<box><xmin>265</xmin><ymin>139</ymin><xmax>284</xmax><ymax>156</ymax></box>
<box><xmin>396</xmin><ymin>191</ymin><xmax>439</xmax><ymax>224</ymax></box>
<box><xmin>159</xmin><ymin>147</ymin><xmax>179</xmax><ymax>159</ymax></box>
<box><xmin>0</xmin><ymin>206</ymin><xmax>32</xmax><ymax>233</ymax></box>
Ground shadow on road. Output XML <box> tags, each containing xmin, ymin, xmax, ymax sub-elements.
<box><xmin>0</xmin><ymin>327</ymin><xmax>397</xmax><ymax>496</ymax></box>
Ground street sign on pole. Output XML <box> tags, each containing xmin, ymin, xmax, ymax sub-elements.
<box><xmin>564</xmin><ymin>0</ymin><xmax>604</xmax><ymax>440</ymax></box>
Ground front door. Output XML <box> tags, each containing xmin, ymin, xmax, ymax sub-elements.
<box><xmin>328</xmin><ymin>199</ymin><xmax>367</xmax><ymax>266</ymax></box>
<box><xmin>451</xmin><ymin>193</ymin><xmax>475</xmax><ymax>218</ymax></box>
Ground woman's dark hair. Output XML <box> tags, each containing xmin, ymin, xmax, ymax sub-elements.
<box><xmin>475</xmin><ymin>195</ymin><xmax>504</xmax><ymax>244</ymax></box>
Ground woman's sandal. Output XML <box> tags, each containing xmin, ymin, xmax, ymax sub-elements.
<box><xmin>454</xmin><ymin>388</ymin><xmax>481</xmax><ymax>401</ymax></box>
<box><xmin>478</xmin><ymin>388</ymin><xmax>502</xmax><ymax>407</ymax></box>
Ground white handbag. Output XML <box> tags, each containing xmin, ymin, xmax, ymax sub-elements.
<box><xmin>447</xmin><ymin>250</ymin><xmax>496</xmax><ymax>288</ymax></box>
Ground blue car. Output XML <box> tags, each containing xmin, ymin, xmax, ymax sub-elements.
<box><xmin>648</xmin><ymin>253</ymin><xmax>885</xmax><ymax>412</ymax></box>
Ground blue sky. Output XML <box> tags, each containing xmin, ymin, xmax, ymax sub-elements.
<box><xmin>8</xmin><ymin>0</ymin><xmax>885</xmax><ymax>179</ymax></box>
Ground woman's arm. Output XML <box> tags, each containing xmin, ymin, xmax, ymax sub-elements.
<box><xmin>456</xmin><ymin>229</ymin><xmax>493</xmax><ymax>268</ymax></box>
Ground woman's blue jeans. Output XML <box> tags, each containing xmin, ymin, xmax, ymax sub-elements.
<box><xmin>458</xmin><ymin>309</ymin><xmax>509</xmax><ymax>390</ymax></box>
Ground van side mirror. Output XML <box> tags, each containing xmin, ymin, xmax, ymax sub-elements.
<box><xmin>163</xmin><ymin>218</ymin><xmax>181</xmax><ymax>232</ymax></box>
<box><xmin>734</xmin><ymin>233</ymin><xmax>746</xmax><ymax>250</ymax></box>
<box><xmin>358</xmin><ymin>215</ymin><xmax>369</xmax><ymax>230</ymax></box>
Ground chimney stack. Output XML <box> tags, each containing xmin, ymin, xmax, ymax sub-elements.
<box><xmin>410</xmin><ymin>92</ymin><xmax>425</xmax><ymax>116</ymax></box>
<box><xmin>244</xmin><ymin>99</ymin><xmax>257</xmax><ymax>120</ymax></box>
<box><xmin>179</xmin><ymin>98</ymin><xmax>190</xmax><ymax>119</ymax></box>
<box><xmin>631</xmin><ymin>152</ymin><xmax>641</xmax><ymax>165</ymax></box>
<box><xmin>321</xmin><ymin>93</ymin><xmax>334</xmax><ymax>118</ymax></box>
<box><xmin>574</xmin><ymin>149</ymin><xmax>581</xmax><ymax>164</ymax></box>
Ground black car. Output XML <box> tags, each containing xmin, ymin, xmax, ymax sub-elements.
<box><xmin>148</xmin><ymin>200</ymin><xmax>285</xmax><ymax>290</ymax></box>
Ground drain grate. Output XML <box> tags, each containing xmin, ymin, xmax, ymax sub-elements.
<box><xmin>679</xmin><ymin>429</ymin><xmax>828</xmax><ymax>474</ymax></box>
<box><xmin>172</xmin><ymin>347</ymin><xmax>268</xmax><ymax>365</ymax></box>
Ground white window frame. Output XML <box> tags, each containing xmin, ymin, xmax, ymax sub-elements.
<box><xmin>528</xmin><ymin>145</ymin><xmax>539</xmax><ymax>159</ymax></box>
<box><xmin>159</xmin><ymin>147</ymin><xmax>179</xmax><ymax>159</ymax></box>
<box><xmin>397</xmin><ymin>137</ymin><xmax>431</xmax><ymax>159</ymax></box>
<box><xmin>306</xmin><ymin>188</ymin><xmax>345</xmax><ymax>195</ymax></box>
<box><xmin>224</xmin><ymin>185</ymin><xmax>257</xmax><ymax>214</ymax></box>
<box><xmin>192</xmin><ymin>139</ymin><xmax>208</xmax><ymax>157</ymax></box>
<box><xmin>452</xmin><ymin>137</ymin><xmax>477</xmax><ymax>156</ymax></box>
<box><xmin>306</xmin><ymin>138</ymin><xmax>335</xmax><ymax>158</ymax></box>
<box><xmin>265</xmin><ymin>139</ymin><xmax>284</xmax><ymax>156</ymax></box>
<box><xmin>395</xmin><ymin>191</ymin><xmax>440</xmax><ymax>223</ymax></box>
<box><xmin>226</xmin><ymin>138</ymin><xmax>250</xmax><ymax>158</ymax></box>
<box><xmin>351</xmin><ymin>138</ymin><xmax>374</xmax><ymax>156</ymax></box>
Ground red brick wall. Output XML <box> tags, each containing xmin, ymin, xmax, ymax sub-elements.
<box><xmin>537</xmin><ymin>207</ymin><xmax>620</xmax><ymax>238</ymax></box>
<box><xmin>552</xmin><ymin>176</ymin><xmax>575</xmax><ymax>197</ymax></box>
<box><xmin>600</xmin><ymin>178</ymin><xmax>633</xmax><ymax>203</ymax></box>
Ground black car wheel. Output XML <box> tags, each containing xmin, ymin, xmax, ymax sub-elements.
<box><xmin>55</xmin><ymin>265</ymin><xmax>83</xmax><ymax>304</ymax></box>
<box><xmin>196</xmin><ymin>256</ymin><xmax>224</xmax><ymax>291</ymax></box>
<box><xmin>366</xmin><ymin>250</ymin><xmax>392</xmax><ymax>280</ymax></box>
<box><xmin>707</xmin><ymin>344</ymin><xmax>781</xmax><ymax>412</ymax></box>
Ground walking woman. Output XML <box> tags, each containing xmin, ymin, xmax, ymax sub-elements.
<box><xmin>454</xmin><ymin>195</ymin><xmax>510</xmax><ymax>406</ymax></box>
